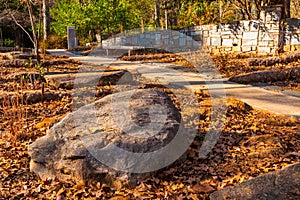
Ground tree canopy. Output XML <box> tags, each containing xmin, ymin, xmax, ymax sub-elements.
<box><xmin>0</xmin><ymin>0</ymin><xmax>297</xmax><ymax>46</ymax></box>
<box><xmin>50</xmin><ymin>0</ymin><xmax>141</xmax><ymax>42</ymax></box>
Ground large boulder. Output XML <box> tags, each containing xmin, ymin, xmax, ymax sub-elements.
<box><xmin>29</xmin><ymin>89</ymin><xmax>185</xmax><ymax>184</ymax></box>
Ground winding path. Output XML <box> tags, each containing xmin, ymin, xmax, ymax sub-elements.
<box><xmin>48</xmin><ymin>49</ymin><xmax>300</xmax><ymax>119</ymax></box>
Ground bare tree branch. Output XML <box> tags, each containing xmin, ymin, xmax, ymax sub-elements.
<box><xmin>10</xmin><ymin>12</ymin><xmax>35</xmax><ymax>46</ymax></box>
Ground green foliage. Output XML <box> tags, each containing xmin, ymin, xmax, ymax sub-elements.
<box><xmin>176</xmin><ymin>0</ymin><xmax>237</xmax><ymax>27</ymax></box>
<box><xmin>21</xmin><ymin>73</ymin><xmax>30</xmax><ymax>82</ymax></box>
<box><xmin>24</xmin><ymin>57</ymin><xmax>34</xmax><ymax>68</ymax></box>
<box><xmin>3</xmin><ymin>38</ymin><xmax>15</xmax><ymax>47</ymax></box>
<box><xmin>50</xmin><ymin>0</ymin><xmax>141</xmax><ymax>42</ymax></box>
<box><xmin>24</xmin><ymin>58</ymin><xmax>45</xmax><ymax>79</ymax></box>
<box><xmin>178</xmin><ymin>1</ymin><xmax>216</xmax><ymax>27</ymax></box>
<box><xmin>50</xmin><ymin>0</ymin><xmax>85</xmax><ymax>37</ymax></box>
<box><xmin>50</xmin><ymin>0</ymin><xmax>238</xmax><ymax>38</ymax></box>
<box><xmin>34</xmin><ymin>62</ymin><xmax>45</xmax><ymax>79</ymax></box>
<box><xmin>2</xmin><ymin>0</ymin><xmax>293</xmax><ymax>49</ymax></box>
<box><xmin>49</xmin><ymin>0</ymin><xmax>248</xmax><ymax>42</ymax></box>
<box><xmin>129</xmin><ymin>0</ymin><xmax>155</xmax><ymax>27</ymax></box>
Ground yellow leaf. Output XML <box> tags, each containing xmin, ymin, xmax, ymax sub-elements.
<box><xmin>57</xmin><ymin>187</ymin><xmax>65</xmax><ymax>196</ymax></box>
<box><xmin>109</xmin><ymin>195</ymin><xmax>130</xmax><ymax>200</ymax></box>
<box><xmin>36</xmin><ymin>117</ymin><xmax>61</xmax><ymax>130</ymax></box>
<box><xmin>36</xmin><ymin>122</ymin><xmax>45</xmax><ymax>129</ymax></box>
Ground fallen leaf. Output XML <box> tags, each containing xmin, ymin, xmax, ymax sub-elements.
<box><xmin>191</xmin><ymin>183</ymin><xmax>215</xmax><ymax>193</ymax></box>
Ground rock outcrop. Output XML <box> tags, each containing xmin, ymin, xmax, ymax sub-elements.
<box><xmin>210</xmin><ymin>163</ymin><xmax>300</xmax><ymax>200</ymax></box>
<box><xmin>229</xmin><ymin>67</ymin><xmax>300</xmax><ymax>84</ymax></box>
<box><xmin>29</xmin><ymin>89</ymin><xmax>184</xmax><ymax>184</ymax></box>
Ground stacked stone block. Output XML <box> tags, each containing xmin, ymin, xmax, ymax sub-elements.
<box><xmin>284</xmin><ymin>19</ymin><xmax>300</xmax><ymax>51</ymax></box>
<box><xmin>102</xmin><ymin>6</ymin><xmax>300</xmax><ymax>54</ymax></box>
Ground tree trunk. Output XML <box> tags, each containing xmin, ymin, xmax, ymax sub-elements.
<box><xmin>219</xmin><ymin>0</ymin><xmax>223</xmax><ymax>22</ymax></box>
<box><xmin>43</xmin><ymin>0</ymin><xmax>50</xmax><ymax>41</ymax></box>
<box><xmin>141</xmin><ymin>18</ymin><xmax>145</xmax><ymax>33</ymax></box>
<box><xmin>155</xmin><ymin>0</ymin><xmax>160</xmax><ymax>28</ymax></box>
<box><xmin>283</xmin><ymin>0</ymin><xmax>291</xmax><ymax>18</ymax></box>
<box><xmin>26</xmin><ymin>0</ymin><xmax>40</xmax><ymax>63</ymax></box>
<box><xmin>165</xmin><ymin>9</ymin><xmax>168</xmax><ymax>29</ymax></box>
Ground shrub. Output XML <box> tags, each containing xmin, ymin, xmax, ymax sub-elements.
<box><xmin>47</xmin><ymin>35</ymin><xmax>67</xmax><ymax>49</ymax></box>
<box><xmin>4</xmin><ymin>38</ymin><xmax>15</xmax><ymax>47</ymax></box>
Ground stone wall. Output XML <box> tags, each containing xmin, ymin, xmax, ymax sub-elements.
<box><xmin>103</xmin><ymin>6</ymin><xmax>300</xmax><ymax>55</ymax></box>
<box><xmin>183</xmin><ymin>5</ymin><xmax>300</xmax><ymax>54</ymax></box>
<box><xmin>186</xmin><ymin>20</ymin><xmax>280</xmax><ymax>54</ymax></box>
<box><xmin>102</xmin><ymin>29</ymin><xmax>200</xmax><ymax>53</ymax></box>
<box><xmin>284</xmin><ymin>18</ymin><xmax>300</xmax><ymax>52</ymax></box>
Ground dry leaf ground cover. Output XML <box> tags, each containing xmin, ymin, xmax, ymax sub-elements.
<box><xmin>0</xmin><ymin>55</ymin><xmax>299</xmax><ymax>199</ymax></box>
<box><xmin>212</xmin><ymin>53</ymin><xmax>300</xmax><ymax>92</ymax></box>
